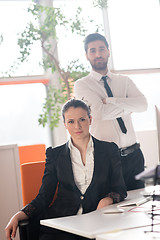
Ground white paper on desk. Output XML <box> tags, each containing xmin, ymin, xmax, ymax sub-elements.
<box><xmin>117</xmin><ymin>197</ymin><xmax>151</xmax><ymax>207</ymax></box>
<box><xmin>103</xmin><ymin>208</ymin><xmax>124</xmax><ymax>214</ymax></box>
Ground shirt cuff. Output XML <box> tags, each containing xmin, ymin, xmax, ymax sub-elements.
<box><xmin>106</xmin><ymin>192</ymin><xmax>121</xmax><ymax>203</ymax></box>
<box><xmin>21</xmin><ymin>203</ymin><xmax>36</xmax><ymax>218</ymax></box>
<box><xmin>107</xmin><ymin>97</ymin><xmax>117</xmax><ymax>104</ymax></box>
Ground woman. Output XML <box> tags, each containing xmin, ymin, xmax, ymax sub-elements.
<box><xmin>5</xmin><ymin>99</ymin><xmax>127</xmax><ymax>240</ymax></box>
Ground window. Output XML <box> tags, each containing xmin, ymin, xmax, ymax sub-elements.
<box><xmin>102</xmin><ymin>0</ymin><xmax>160</xmax><ymax>131</ymax></box>
<box><xmin>0</xmin><ymin>0</ymin><xmax>160</xmax><ymax>139</ymax></box>
<box><xmin>0</xmin><ymin>1</ymin><xmax>50</xmax><ymax>147</ymax></box>
<box><xmin>0</xmin><ymin>82</ymin><xmax>51</xmax><ymax>146</ymax></box>
<box><xmin>0</xmin><ymin>1</ymin><xmax>43</xmax><ymax>76</ymax></box>
<box><xmin>54</xmin><ymin>0</ymin><xmax>104</xmax><ymax>70</ymax></box>
<box><xmin>55</xmin><ymin>0</ymin><xmax>160</xmax><ymax>131</ymax></box>
<box><xmin>106</xmin><ymin>0</ymin><xmax>160</xmax><ymax>70</ymax></box>
<box><xmin>130</xmin><ymin>72</ymin><xmax>160</xmax><ymax>131</ymax></box>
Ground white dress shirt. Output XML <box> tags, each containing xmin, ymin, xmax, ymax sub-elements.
<box><xmin>68</xmin><ymin>137</ymin><xmax>94</xmax><ymax>214</ymax></box>
<box><xmin>74</xmin><ymin>70</ymin><xmax>148</xmax><ymax>148</ymax></box>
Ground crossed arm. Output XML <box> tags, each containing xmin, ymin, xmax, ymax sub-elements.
<box><xmin>74</xmin><ymin>79</ymin><xmax>148</xmax><ymax>120</ymax></box>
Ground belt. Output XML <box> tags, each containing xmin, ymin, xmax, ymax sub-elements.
<box><xmin>120</xmin><ymin>143</ymin><xmax>140</xmax><ymax>157</ymax></box>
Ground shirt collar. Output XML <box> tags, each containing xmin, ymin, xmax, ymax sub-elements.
<box><xmin>68</xmin><ymin>135</ymin><xmax>93</xmax><ymax>151</ymax></box>
<box><xmin>90</xmin><ymin>69</ymin><xmax>112</xmax><ymax>82</ymax></box>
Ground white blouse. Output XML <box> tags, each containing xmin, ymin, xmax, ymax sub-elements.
<box><xmin>68</xmin><ymin>137</ymin><xmax>94</xmax><ymax>214</ymax></box>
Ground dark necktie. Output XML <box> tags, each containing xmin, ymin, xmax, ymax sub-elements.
<box><xmin>102</xmin><ymin>76</ymin><xmax>127</xmax><ymax>134</ymax></box>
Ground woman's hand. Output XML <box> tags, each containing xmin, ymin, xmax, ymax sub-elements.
<box><xmin>5</xmin><ymin>211</ymin><xmax>28</xmax><ymax>240</ymax></box>
<box><xmin>97</xmin><ymin>197</ymin><xmax>113</xmax><ymax>210</ymax></box>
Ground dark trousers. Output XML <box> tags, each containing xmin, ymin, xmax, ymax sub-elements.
<box><xmin>121</xmin><ymin>148</ymin><xmax>145</xmax><ymax>191</ymax></box>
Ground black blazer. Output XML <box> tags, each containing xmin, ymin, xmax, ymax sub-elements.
<box><xmin>22</xmin><ymin>137</ymin><xmax>127</xmax><ymax>220</ymax></box>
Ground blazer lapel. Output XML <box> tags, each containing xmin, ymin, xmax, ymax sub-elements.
<box><xmin>59</xmin><ymin>142</ymin><xmax>80</xmax><ymax>193</ymax></box>
<box><xmin>86</xmin><ymin>137</ymin><xmax>106</xmax><ymax>191</ymax></box>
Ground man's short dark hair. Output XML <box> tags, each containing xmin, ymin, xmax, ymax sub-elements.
<box><xmin>84</xmin><ymin>33</ymin><xmax>109</xmax><ymax>53</ymax></box>
<box><xmin>62</xmin><ymin>99</ymin><xmax>91</xmax><ymax>122</ymax></box>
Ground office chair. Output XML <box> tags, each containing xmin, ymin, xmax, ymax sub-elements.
<box><xmin>18</xmin><ymin>144</ymin><xmax>46</xmax><ymax>165</ymax></box>
<box><xmin>19</xmin><ymin>161</ymin><xmax>58</xmax><ymax>240</ymax></box>
<box><xmin>18</xmin><ymin>193</ymin><xmax>58</xmax><ymax>240</ymax></box>
<box><xmin>20</xmin><ymin>161</ymin><xmax>45</xmax><ymax>206</ymax></box>
<box><xmin>18</xmin><ymin>161</ymin><xmax>45</xmax><ymax>240</ymax></box>
<box><xmin>19</xmin><ymin>218</ymin><xmax>40</xmax><ymax>240</ymax></box>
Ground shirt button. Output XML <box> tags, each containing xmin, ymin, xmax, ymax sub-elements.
<box><xmin>80</xmin><ymin>195</ymin><xmax>84</xmax><ymax>200</ymax></box>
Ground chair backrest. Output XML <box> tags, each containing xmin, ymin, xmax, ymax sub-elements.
<box><xmin>20</xmin><ymin>161</ymin><xmax>45</xmax><ymax>206</ymax></box>
<box><xmin>18</xmin><ymin>144</ymin><xmax>46</xmax><ymax>165</ymax></box>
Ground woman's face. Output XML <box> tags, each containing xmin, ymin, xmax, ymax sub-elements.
<box><xmin>64</xmin><ymin>107</ymin><xmax>92</xmax><ymax>142</ymax></box>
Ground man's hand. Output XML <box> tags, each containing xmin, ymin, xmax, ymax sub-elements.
<box><xmin>102</xmin><ymin>98</ymin><xmax>106</xmax><ymax>104</ymax></box>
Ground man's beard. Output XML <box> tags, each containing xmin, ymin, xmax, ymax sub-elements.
<box><xmin>90</xmin><ymin>59</ymin><xmax>108</xmax><ymax>71</ymax></box>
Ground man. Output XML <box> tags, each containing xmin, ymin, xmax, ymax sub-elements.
<box><xmin>74</xmin><ymin>33</ymin><xmax>148</xmax><ymax>191</ymax></box>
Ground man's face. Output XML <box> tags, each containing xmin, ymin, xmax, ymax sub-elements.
<box><xmin>86</xmin><ymin>40</ymin><xmax>110</xmax><ymax>72</ymax></box>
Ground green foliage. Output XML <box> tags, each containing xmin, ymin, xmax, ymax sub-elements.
<box><xmin>66</xmin><ymin>59</ymin><xmax>89</xmax><ymax>81</ymax></box>
<box><xmin>8</xmin><ymin>1</ymin><xmax>102</xmax><ymax>130</ymax></box>
<box><xmin>17</xmin><ymin>3</ymin><xmax>68</xmax><ymax>63</ymax></box>
<box><xmin>38</xmin><ymin>86</ymin><xmax>66</xmax><ymax>130</ymax></box>
<box><xmin>93</xmin><ymin>0</ymin><xmax>108</xmax><ymax>8</ymax></box>
<box><xmin>70</xmin><ymin>7</ymin><xmax>90</xmax><ymax>37</ymax></box>
<box><xmin>42</xmin><ymin>55</ymin><xmax>57</xmax><ymax>73</ymax></box>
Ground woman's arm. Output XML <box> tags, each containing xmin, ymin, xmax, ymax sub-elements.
<box><xmin>5</xmin><ymin>146</ymin><xmax>61</xmax><ymax>240</ymax></box>
<box><xmin>5</xmin><ymin>211</ymin><xmax>28</xmax><ymax>240</ymax></box>
<box><xmin>96</xmin><ymin>197</ymin><xmax>113</xmax><ymax>210</ymax></box>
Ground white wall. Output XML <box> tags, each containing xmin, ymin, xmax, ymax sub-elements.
<box><xmin>136</xmin><ymin>130</ymin><xmax>159</xmax><ymax>169</ymax></box>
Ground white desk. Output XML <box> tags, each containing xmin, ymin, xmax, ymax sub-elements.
<box><xmin>96</xmin><ymin>224</ymin><xmax>160</xmax><ymax>240</ymax></box>
<box><xmin>40</xmin><ymin>188</ymin><xmax>159</xmax><ymax>239</ymax></box>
